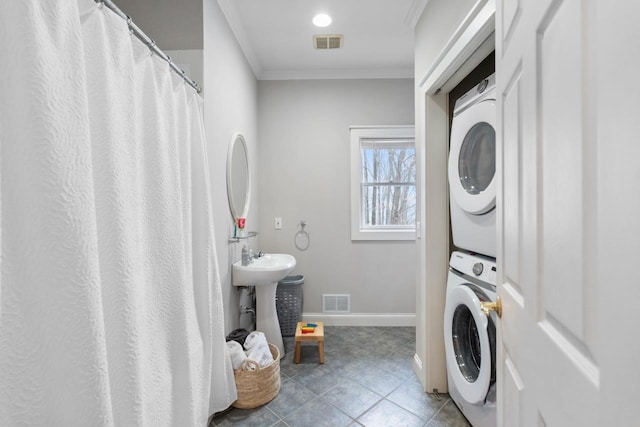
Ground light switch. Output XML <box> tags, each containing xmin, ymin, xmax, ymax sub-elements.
<box><xmin>275</xmin><ymin>217</ymin><xmax>282</xmax><ymax>229</ymax></box>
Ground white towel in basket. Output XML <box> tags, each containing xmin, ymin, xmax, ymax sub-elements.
<box><xmin>243</xmin><ymin>331</ymin><xmax>274</xmax><ymax>367</ymax></box>
<box><xmin>226</xmin><ymin>341</ymin><xmax>248</xmax><ymax>370</ymax></box>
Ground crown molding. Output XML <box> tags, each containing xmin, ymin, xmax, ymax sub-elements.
<box><xmin>404</xmin><ymin>0</ymin><xmax>429</xmax><ymax>28</ymax></box>
<box><xmin>258</xmin><ymin>67</ymin><xmax>414</xmax><ymax>81</ymax></box>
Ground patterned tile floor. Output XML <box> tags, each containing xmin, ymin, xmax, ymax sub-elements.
<box><xmin>210</xmin><ymin>326</ymin><xmax>471</xmax><ymax>427</ymax></box>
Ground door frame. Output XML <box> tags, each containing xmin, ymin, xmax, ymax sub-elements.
<box><xmin>413</xmin><ymin>0</ymin><xmax>496</xmax><ymax>392</ymax></box>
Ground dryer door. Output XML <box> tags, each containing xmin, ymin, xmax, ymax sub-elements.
<box><xmin>444</xmin><ymin>284</ymin><xmax>495</xmax><ymax>404</ymax></box>
<box><xmin>448</xmin><ymin>99</ymin><xmax>496</xmax><ymax>215</ymax></box>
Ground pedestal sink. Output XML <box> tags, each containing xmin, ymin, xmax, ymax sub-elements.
<box><xmin>232</xmin><ymin>253</ymin><xmax>296</xmax><ymax>358</ymax></box>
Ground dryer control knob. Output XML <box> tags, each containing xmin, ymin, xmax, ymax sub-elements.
<box><xmin>473</xmin><ymin>262</ymin><xmax>484</xmax><ymax>276</ymax></box>
<box><xmin>478</xmin><ymin>78</ymin><xmax>489</xmax><ymax>93</ymax></box>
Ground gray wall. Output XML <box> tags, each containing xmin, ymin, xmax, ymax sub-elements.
<box><xmin>203</xmin><ymin>1</ymin><xmax>258</xmax><ymax>333</ymax></box>
<box><xmin>257</xmin><ymin>79</ymin><xmax>416</xmax><ymax>317</ymax></box>
<box><xmin>114</xmin><ymin>0</ymin><xmax>203</xmax><ymax>49</ymax></box>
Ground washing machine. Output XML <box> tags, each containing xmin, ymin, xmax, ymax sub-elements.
<box><xmin>449</xmin><ymin>74</ymin><xmax>497</xmax><ymax>258</ymax></box>
<box><xmin>444</xmin><ymin>251</ymin><xmax>497</xmax><ymax>427</ymax></box>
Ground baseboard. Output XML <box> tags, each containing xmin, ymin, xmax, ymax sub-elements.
<box><xmin>412</xmin><ymin>353</ymin><xmax>425</xmax><ymax>389</ymax></box>
<box><xmin>301</xmin><ymin>313</ymin><xmax>416</xmax><ymax>327</ymax></box>
<box><xmin>413</xmin><ymin>353</ymin><xmax>423</xmax><ymax>371</ymax></box>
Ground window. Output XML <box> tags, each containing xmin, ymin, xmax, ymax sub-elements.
<box><xmin>350</xmin><ymin>126</ymin><xmax>416</xmax><ymax>240</ymax></box>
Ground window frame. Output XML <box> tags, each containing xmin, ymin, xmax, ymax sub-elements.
<box><xmin>350</xmin><ymin>125</ymin><xmax>416</xmax><ymax>241</ymax></box>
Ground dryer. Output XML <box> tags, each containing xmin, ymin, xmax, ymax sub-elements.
<box><xmin>444</xmin><ymin>251</ymin><xmax>497</xmax><ymax>427</ymax></box>
<box><xmin>449</xmin><ymin>74</ymin><xmax>496</xmax><ymax>258</ymax></box>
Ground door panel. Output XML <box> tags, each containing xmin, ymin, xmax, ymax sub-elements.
<box><xmin>503</xmin><ymin>355</ymin><xmax>523</xmax><ymax>427</ymax></box>
<box><xmin>501</xmin><ymin>0</ymin><xmax>520</xmax><ymax>46</ymax></box>
<box><xmin>502</xmin><ymin>68</ymin><xmax>521</xmax><ymax>291</ymax></box>
<box><xmin>539</xmin><ymin>0</ymin><xmax>585</xmax><ymax>339</ymax></box>
<box><xmin>497</xmin><ymin>0</ymin><xmax>602</xmax><ymax>425</ymax></box>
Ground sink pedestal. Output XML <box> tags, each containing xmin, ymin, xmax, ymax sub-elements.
<box><xmin>231</xmin><ymin>253</ymin><xmax>296</xmax><ymax>360</ymax></box>
<box><xmin>255</xmin><ymin>282</ymin><xmax>285</xmax><ymax>358</ymax></box>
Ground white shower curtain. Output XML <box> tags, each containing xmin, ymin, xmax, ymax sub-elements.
<box><xmin>0</xmin><ymin>1</ymin><xmax>236</xmax><ymax>425</ymax></box>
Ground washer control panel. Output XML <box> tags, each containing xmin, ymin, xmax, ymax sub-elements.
<box><xmin>450</xmin><ymin>251</ymin><xmax>497</xmax><ymax>285</ymax></box>
<box><xmin>453</xmin><ymin>73</ymin><xmax>496</xmax><ymax>116</ymax></box>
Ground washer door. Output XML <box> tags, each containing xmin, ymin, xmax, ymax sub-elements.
<box><xmin>444</xmin><ymin>285</ymin><xmax>494</xmax><ymax>404</ymax></box>
<box><xmin>448</xmin><ymin>99</ymin><xmax>496</xmax><ymax>215</ymax></box>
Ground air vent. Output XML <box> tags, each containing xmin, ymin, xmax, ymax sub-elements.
<box><xmin>323</xmin><ymin>294</ymin><xmax>351</xmax><ymax>312</ymax></box>
<box><xmin>313</xmin><ymin>34</ymin><xmax>344</xmax><ymax>49</ymax></box>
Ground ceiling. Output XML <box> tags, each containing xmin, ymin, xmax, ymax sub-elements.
<box><xmin>217</xmin><ymin>0</ymin><xmax>428</xmax><ymax>80</ymax></box>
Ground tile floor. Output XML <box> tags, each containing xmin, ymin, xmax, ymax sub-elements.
<box><xmin>210</xmin><ymin>326</ymin><xmax>470</xmax><ymax>427</ymax></box>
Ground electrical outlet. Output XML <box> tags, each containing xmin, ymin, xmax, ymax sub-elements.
<box><xmin>275</xmin><ymin>217</ymin><xmax>282</xmax><ymax>229</ymax></box>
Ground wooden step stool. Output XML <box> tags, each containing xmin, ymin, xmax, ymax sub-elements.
<box><xmin>294</xmin><ymin>321</ymin><xmax>324</xmax><ymax>364</ymax></box>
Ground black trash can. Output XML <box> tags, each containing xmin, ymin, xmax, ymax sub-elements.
<box><xmin>275</xmin><ymin>275</ymin><xmax>304</xmax><ymax>337</ymax></box>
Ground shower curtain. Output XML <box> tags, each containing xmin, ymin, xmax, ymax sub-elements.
<box><xmin>0</xmin><ymin>1</ymin><xmax>236</xmax><ymax>425</ymax></box>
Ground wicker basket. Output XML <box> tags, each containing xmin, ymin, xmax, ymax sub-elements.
<box><xmin>232</xmin><ymin>343</ymin><xmax>281</xmax><ymax>409</ymax></box>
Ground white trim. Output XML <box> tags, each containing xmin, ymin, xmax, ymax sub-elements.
<box><xmin>412</xmin><ymin>353</ymin><xmax>424</xmax><ymax>387</ymax></box>
<box><xmin>349</xmin><ymin>125</ymin><xmax>415</xmax><ymax>130</ymax></box>
<box><xmin>301</xmin><ymin>313</ymin><xmax>416</xmax><ymax>327</ymax></box>
<box><xmin>404</xmin><ymin>0</ymin><xmax>430</xmax><ymax>29</ymax></box>
<box><xmin>418</xmin><ymin>0</ymin><xmax>495</xmax><ymax>92</ymax></box>
<box><xmin>414</xmin><ymin>0</ymin><xmax>496</xmax><ymax>394</ymax></box>
<box><xmin>259</xmin><ymin>67</ymin><xmax>414</xmax><ymax>81</ymax></box>
<box><xmin>436</xmin><ymin>33</ymin><xmax>495</xmax><ymax>95</ymax></box>
<box><xmin>350</xmin><ymin>125</ymin><xmax>417</xmax><ymax>241</ymax></box>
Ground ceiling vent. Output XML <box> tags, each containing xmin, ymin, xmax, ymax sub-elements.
<box><xmin>313</xmin><ymin>34</ymin><xmax>344</xmax><ymax>50</ymax></box>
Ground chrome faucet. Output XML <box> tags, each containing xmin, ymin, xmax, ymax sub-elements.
<box><xmin>241</xmin><ymin>248</ymin><xmax>263</xmax><ymax>266</ymax></box>
<box><xmin>247</xmin><ymin>249</ymin><xmax>264</xmax><ymax>261</ymax></box>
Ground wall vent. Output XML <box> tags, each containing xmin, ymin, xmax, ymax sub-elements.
<box><xmin>322</xmin><ymin>294</ymin><xmax>351</xmax><ymax>312</ymax></box>
<box><xmin>313</xmin><ymin>34</ymin><xmax>344</xmax><ymax>49</ymax></box>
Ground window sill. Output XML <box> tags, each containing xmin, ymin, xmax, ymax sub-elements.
<box><xmin>351</xmin><ymin>228</ymin><xmax>416</xmax><ymax>241</ymax></box>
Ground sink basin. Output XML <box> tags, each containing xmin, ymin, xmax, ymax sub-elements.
<box><xmin>232</xmin><ymin>253</ymin><xmax>296</xmax><ymax>286</ymax></box>
<box><xmin>232</xmin><ymin>253</ymin><xmax>296</xmax><ymax>359</ymax></box>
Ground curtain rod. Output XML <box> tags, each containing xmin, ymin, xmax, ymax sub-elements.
<box><xmin>95</xmin><ymin>0</ymin><xmax>202</xmax><ymax>93</ymax></box>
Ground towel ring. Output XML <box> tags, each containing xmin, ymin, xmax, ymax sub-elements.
<box><xmin>294</xmin><ymin>220</ymin><xmax>310</xmax><ymax>251</ymax></box>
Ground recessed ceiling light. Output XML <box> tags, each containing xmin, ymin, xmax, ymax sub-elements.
<box><xmin>313</xmin><ymin>14</ymin><xmax>332</xmax><ymax>28</ymax></box>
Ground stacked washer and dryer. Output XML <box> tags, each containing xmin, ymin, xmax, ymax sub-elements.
<box><xmin>444</xmin><ymin>74</ymin><xmax>498</xmax><ymax>427</ymax></box>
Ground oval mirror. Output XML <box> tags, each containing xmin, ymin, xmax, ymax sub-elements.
<box><xmin>226</xmin><ymin>132</ymin><xmax>250</xmax><ymax>223</ymax></box>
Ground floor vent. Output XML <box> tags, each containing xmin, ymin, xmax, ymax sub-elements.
<box><xmin>313</xmin><ymin>34</ymin><xmax>344</xmax><ymax>49</ymax></box>
<box><xmin>322</xmin><ymin>294</ymin><xmax>351</xmax><ymax>313</ymax></box>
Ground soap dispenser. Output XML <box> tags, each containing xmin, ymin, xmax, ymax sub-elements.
<box><xmin>241</xmin><ymin>245</ymin><xmax>250</xmax><ymax>266</ymax></box>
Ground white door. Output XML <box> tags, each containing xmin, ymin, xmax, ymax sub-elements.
<box><xmin>496</xmin><ymin>0</ymin><xmax>640</xmax><ymax>425</ymax></box>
